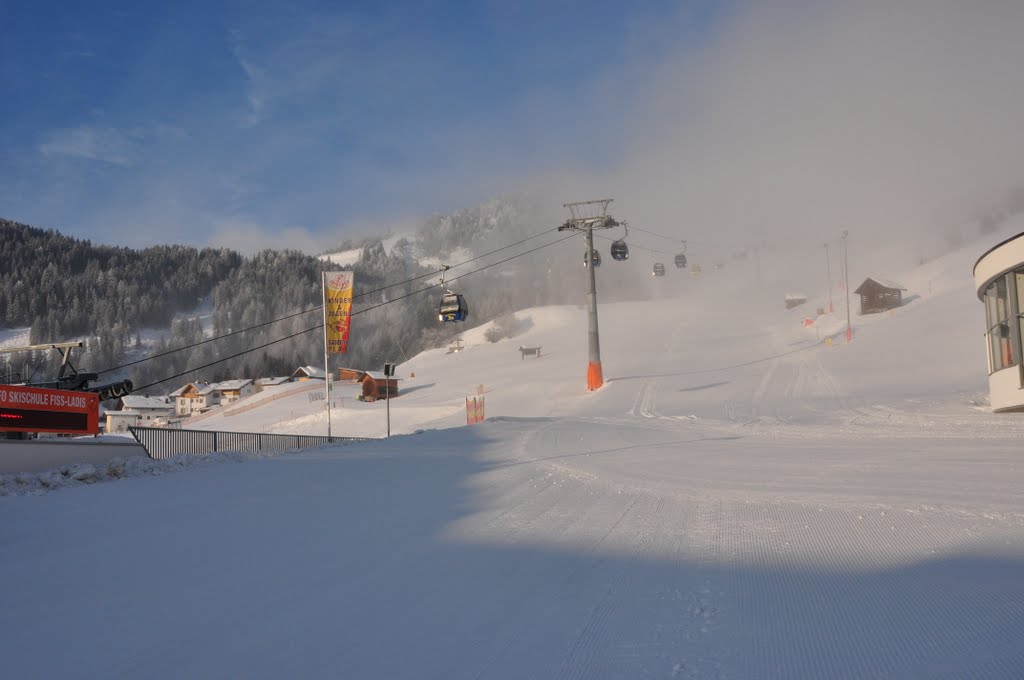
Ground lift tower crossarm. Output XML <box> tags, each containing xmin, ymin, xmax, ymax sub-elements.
<box><xmin>557</xmin><ymin>199</ymin><xmax>620</xmax><ymax>391</ymax></box>
<box><xmin>0</xmin><ymin>342</ymin><xmax>84</xmax><ymax>354</ymax></box>
<box><xmin>0</xmin><ymin>341</ymin><xmax>132</xmax><ymax>400</ymax></box>
<box><xmin>0</xmin><ymin>342</ymin><xmax>85</xmax><ymax>379</ymax></box>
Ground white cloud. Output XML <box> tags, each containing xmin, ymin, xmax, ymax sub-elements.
<box><xmin>38</xmin><ymin>126</ymin><xmax>135</xmax><ymax>166</ymax></box>
<box><xmin>229</xmin><ymin>27</ymin><xmax>273</xmax><ymax>127</ymax></box>
<box><xmin>206</xmin><ymin>219</ymin><xmax>325</xmax><ymax>255</ymax></box>
<box><xmin>237</xmin><ymin>56</ymin><xmax>268</xmax><ymax>126</ymax></box>
<box><xmin>510</xmin><ymin>0</ymin><xmax>1024</xmax><ymax>276</ymax></box>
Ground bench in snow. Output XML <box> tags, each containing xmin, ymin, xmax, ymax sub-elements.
<box><xmin>518</xmin><ymin>346</ymin><xmax>542</xmax><ymax>359</ymax></box>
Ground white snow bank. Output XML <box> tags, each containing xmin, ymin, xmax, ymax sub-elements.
<box><xmin>0</xmin><ymin>447</ymin><xmax>313</xmax><ymax>496</ymax></box>
<box><xmin>0</xmin><ymin>326</ymin><xmax>30</xmax><ymax>349</ymax></box>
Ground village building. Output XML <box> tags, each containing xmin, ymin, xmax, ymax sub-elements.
<box><xmin>256</xmin><ymin>376</ymin><xmax>291</xmax><ymax>388</ymax></box>
<box><xmin>106</xmin><ymin>395</ymin><xmax>175</xmax><ymax>433</ymax></box>
<box><xmin>291</xmin><ymin>366</ymin><xmax>326</xmax><ymax>381</ymax></box>
<box><xmin>975</xmin><ymin>232</ymin><xmax>1024</xmax><ymax>412</ymax></box>
<box><xmin>338</xmin><ymin>367</ymin><xmax>368</xmax><ymax>382</ymax></box>
<box><xmin>361</xmin><ymin>371</ymin><xmax>399</xmax><ymax>401</ymax></box>
<box><xmin>853</xmin><ymin>278</ymin><xmax>907</xmax><ymax>314</ymax></box>
<box><xmin>784</xmin><ymin>293</ymin><xmax>807</xmax><ymax>310</ymax></box>
<box><xmin>211</xmin><ymin>379</ymin><xmax>257</xmax><ymax>405</ymax></box>
<box><xmin>171</xmin><ymin>382</ymin><xmax>216</xmax><ymax>417</ymax></box>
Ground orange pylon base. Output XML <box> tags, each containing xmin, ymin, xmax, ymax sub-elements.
<box><xmin>587</xmin><ymin>361</ymin><xmax>604</xmax><ymax>391</ymax></box>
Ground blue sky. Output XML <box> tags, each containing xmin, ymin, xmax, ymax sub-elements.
<box><xmin>0</xmin><ymin>0</ymin><xmax>724</xmax><ymax>250</ymax></box>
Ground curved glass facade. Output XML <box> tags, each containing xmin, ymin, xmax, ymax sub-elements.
<box><xmin>974</xmin><ymin>233</ymin><xmax>1024</xmax><ymax>411</ymax></box>
<box><xmin>980</xmin><ymin>268</ymin><xmax>1024</xmax><ymax>375</ymax></box>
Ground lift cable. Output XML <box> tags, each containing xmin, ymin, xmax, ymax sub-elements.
<box><xmin>591</xmin><ymin>231</ymin><xmax>674</xmax><ymax>257</ymax></box>
<box><xmin>96</xmin><ymin>305</ymin><xmax>326</xmax><ymax>376</ymax></box>
<box><xmin>131</xmin><ymin>325</ymin><xmax>330</xmax><ymax>394</ymax></box>
<box><xmin>626</xmin><ymin>224</ymin><xmax>718</xmax><ymax>248</ymax></box>
<box><xmin>98</xmin><ymin>227</ymin><xmax>562</xmax><ymax>376</ymax></box>
<box><xmin>350</xmin><ymin>225</ymin><xmax>564</xmax><ymax>299</ymax></box>
<box><xmin>351</xmin><ymin>231</ymin><xmax>579</xmax><ymax>318</ymax></box>
<box><xmin>131</xmin><ymin>231</ymin><xmax>581</xmax><ymax>391</ymax></box>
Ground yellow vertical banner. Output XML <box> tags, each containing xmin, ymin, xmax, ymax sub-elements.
<box><xmin>325</xmin><ymin>271</ymin><xmax>354</xmax><ymax>354</ymax></box>
<box><xmin>466</xmin><ymin>395</ymin><xmax>486</xmax><ymax>425</ymax></box>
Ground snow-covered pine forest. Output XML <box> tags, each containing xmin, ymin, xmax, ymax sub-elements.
<box><xmin>0</xmin><ymin>197</ymin><xmax>580</xmax><ymax>391</ymax></box>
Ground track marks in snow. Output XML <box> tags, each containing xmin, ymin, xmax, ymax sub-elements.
<box><xmin>750</xmin><ymin>357</ymin><xmax>780</xmax><ymax>414</ymax></box>
<box><xmin>631</xmin><ymin>380</ymin><xmax>660</xmax><ymax>418</ymax></box>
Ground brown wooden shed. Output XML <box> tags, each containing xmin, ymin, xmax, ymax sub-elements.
<box><xmin>853</xmin><ymin>278</ymin><xmax>907</xmax><ymax>314</ymax></box>
<box><xmin>785</xmin><ymin>293</ymin><xmax>807</xmax><ymax>310</ymax></box>
<box><xmin>338</xmin><ymin>367</ymin><xmax>368</xmax><ymax>382</ymax></box>
<box><xmin>361</xmin><ymin>371</ymin><xmax>399</xmax><ymax>401</ymax></box>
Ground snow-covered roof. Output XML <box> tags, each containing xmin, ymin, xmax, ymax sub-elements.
<box><xmin>858</xmin><ymin>277</ymin><xmax>907</xmax><ymax>292</ymax></box>
<box><xmin>319</xmin><ymin>249</ymin><xmax>361</xmax><ymax>268</ymax></box>
<box><xmin>257</xmin><ymin>376</ymin><xmax>291</xmax><ymax>386</ymax></box>
<box><xmin>363</xmin><ymin>371</ymin><xmax>400</xmax><ymax>381</ymax></box>
<box><xmin>120</xmin><ymin>395</ymin><xmax>173</xmax><ymax>411</ymax></box>
<box><xmin>212</xmin><ymin>379</ymin><xmax>253</xmax><ymax>392</ymax></box>
<box><xmin>292</xmin><ymin>366</ymin><xmax>326</xmax><ymax>379</ymax></box>
<box><xmin>173</xmin><ymin>382</ymin><xmax>214</xmax><ymax>397</ymax></box>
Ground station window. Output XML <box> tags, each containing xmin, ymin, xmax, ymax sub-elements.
<box><xmin>1017</xmin><ymin>270</ymin><xmax>1024</xmax><ymax>368</ymax></box>
<box><xmin>985</xmin><ymin>276</ymin><xmax>1014</xmax><ymax>373</ymax></box>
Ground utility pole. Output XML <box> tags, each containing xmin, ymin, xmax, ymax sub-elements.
<box><xmin>321</xmin><ymin>272</ymin><xmax>332</xmax><ymax>437</ymax></box>
<box><xmin>841</xmin><ymin>230</ymin><xmax>852</xmax><ymax>342</ymax></box>
<box><xmin>558</xmin><ymin>198</ymin><xmax>618</xmax><ymax>391</ymax></box>
<box><xmin>824</xmin><ymin>242</ymin><xmax>834</xmax><ymax>313</ymax></box>
<box><xmin>383</xmin><ymin>361</ymin><xmax>394</xmax><ymax>438</ymax></box>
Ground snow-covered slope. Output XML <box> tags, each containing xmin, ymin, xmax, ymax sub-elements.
<box><xmin>320</xmin><ymin>235</ymin><xmax>474</xmax><ymax>272</ymax></box>
<box><xmin>320</xmin><ymin>233</ymin><xmax>415</xmax><ymax>268</ymax></box>
<box><xmin>3</xmin><ymin>225</ymin><xmax>1024</xmax><ymax>679</ymax></box>
<box><xmin>193</xmin><ymin>217</ymin><xmax>1010</xmax><ymax>438</ymax></box>
<box><xmin>0</xmin><ymin>326</ymin><xmax>30</xmax><ymax>349</ymax></box>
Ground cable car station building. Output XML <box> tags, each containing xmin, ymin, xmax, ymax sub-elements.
<box><xmin>975</xmin><ymin>232</ymin><xmax>1024</xmax><ymax>412</ymax></box>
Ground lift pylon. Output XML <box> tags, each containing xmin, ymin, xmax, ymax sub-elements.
<box><xmin>557</xmin><ymin>199</ymin><xmax>620</xmax><ymax>391</ymax></box>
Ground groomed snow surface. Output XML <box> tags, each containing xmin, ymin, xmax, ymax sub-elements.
<box><xmin>3</xmin><ymin>232</ymin><xmax>1024</xmax><ymax>678</ymax></box>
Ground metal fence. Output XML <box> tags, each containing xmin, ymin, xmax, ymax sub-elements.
<box><xmin>128</xmin><ymin>426</ymin><xmax>371</xmax><ymax>460</ymax></box>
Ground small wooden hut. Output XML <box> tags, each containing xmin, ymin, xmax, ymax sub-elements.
<box><xmin>338</xmin><ymin>368</ymin><xmax>367</xmax><ymax>382</ymax></box>
<box><xmin>853</xmin><ymin>278</ymin><xmax>907</xmax><ymax>314</ymax></box>
<box><xmin>785</xmin><ymin>293</ymin><xmax>807</xmax><ymax>310</ymax></box>
<box><xmin>291</xmin><ymin>366</ymin><xmax>325</xmax><ymax>381</ymax></box>
<box><xmin>361</xmin><ymin>371</ymin><xmax>399</xmax><ymax>401</ymax></box>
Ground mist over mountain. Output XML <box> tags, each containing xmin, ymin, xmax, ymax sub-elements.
<box><xmin>0</xmin><ymin>196</ymin><xmax>576</xmax><ymax>392</ymax></box>
<box><xmin>7</xmin><ymin>174</ymin><xmax>1021</xmax><ymax>396</ymax></box>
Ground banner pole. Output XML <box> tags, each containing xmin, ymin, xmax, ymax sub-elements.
<box><xmin>322</xmin><ymin>271</ymin><xmax>332</xmax><ymax>438</ymax></box>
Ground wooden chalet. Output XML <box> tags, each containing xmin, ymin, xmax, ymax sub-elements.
<box><xmin>853</xmin><ymin>278</ymin><xmax>907</xmax><ymax>314</ymax></box>
<box><xmin>171</xmin><ymin>382</ymin><xmax>215</xmax><ymax>416</ymax></box>
<box><xmin>361</xmin><ymin>371</ymin><xmax>399</xmax><ymax>401</ymax></box>
<box><xmin>338</xmin><ymin>367</ymin><xmax>368</xmax><ymax>382</ymax></box>
<box><xmin>784</xmin><ymin>293</ymin><xmax>807</xmax><ymax>310</ymax></box>
<box><xmin>106</xmin><ymin>395</ymin><xmax>174</xmax><ymax>433</ymax></box>
<box><xmin>211</xmin><ymin>379</ymin><xmax>256</xmax><ymax>404</ymax></box>
<box><xmin>291</xmin><ymin>366</ymin><xmax>326</xmax><ymax>381</ymax></box>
